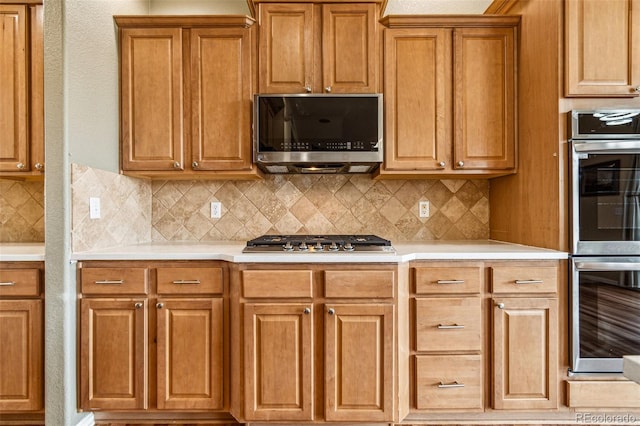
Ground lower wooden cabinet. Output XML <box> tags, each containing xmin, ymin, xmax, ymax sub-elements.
<box><xmin>78</xmin><ymin>261</ymin><xmax>227</xmax><ymax>414</ymax></box>
<box><xmin>410</xmin><ymin>262</ymin><xmax>484</xmax><ymax>412</ymax></box>
<box><xmin>415</xmin><ymin>354</ymin><xmax>482</xmax><ymax>410</ymax></box>
<box><xmin>409</xmin><ymin>260</ymin><xmax>561</xmax><ymax>415</ymax></box>
<box><xmin>243</xmin><ymin>302</ymin><xmax>313</xmax><ymax>421</ymax></box>
<box><xmin>0</xmin><ymin>262</ymin><xmax>44</xmax><ymax>414</ymax></box>
<box><xmin>492</xmin><ymin>297</ymin><xmax>558</xmax><ymax>410</ymax></box>
<box><xmin>324</xmin><ymin>303</ymin><xmax>394</xmax><ymax>422</ymax></box>
<box><xmin>234</xmin><ymin>264</ymin><xmax>397</xmax><ymax>423</ymax></box>
<box><xmin>490</xmin><ymin>263</ymin><xmax>559</xmax><ymax>410</ymax></box>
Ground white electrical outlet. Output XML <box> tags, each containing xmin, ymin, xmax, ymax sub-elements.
<box><xmin>210</xmin><ymin>201</ymin><xmax>222</xmax><ymax>219</ymax></box>
<box><xmin>89</xmin><ymin>197</ymin><xmax>101</xmax><ymax>219</ymax></box>
<box><xmin>419</xmin><ymin>201</ymin><xmax>430</xmax><ymax>218</ymax></box>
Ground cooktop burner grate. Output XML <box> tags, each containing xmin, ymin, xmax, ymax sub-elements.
<box><xmin>243</xmin><ymin>234</ymin><xmax>395</xmax><ymax>253</ymax></box>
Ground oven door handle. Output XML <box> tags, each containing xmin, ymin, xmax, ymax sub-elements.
<box><xmin>575</xmin><ymin>261</ymin><xmax>640</xmax><ymax>271</ymax></box>
<box><xmin>573</xmin><ymin>140</ymin><xmax>640</xmax><ymax>152</ymax></box>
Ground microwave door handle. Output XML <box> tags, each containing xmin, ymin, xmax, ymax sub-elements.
<box><xmin>575</xmin><ymin>261</ymin><xmax>640</xmax><ymax>271</ymax></box>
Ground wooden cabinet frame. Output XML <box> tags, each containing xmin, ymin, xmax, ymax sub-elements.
<box><xmin>231</xmin><ymin>263</ymin><xmax>398</xmax><ymax>423</ymax></box>
<box><xmin>0</xmin><ymin>3</ymin><xmax>44</xmax><ymax>178</ymax></box>
<box><xmin>565</xmin><ymin>0</ymin><xmax>640</xmax><ymax>97</ymax></box>
<box><xmin>78</xmin><ymin>261</ymin><xmax>230</xmax><ymax>422</ymax></box>
<box><xmin>257</xmin><ymin>2</ymin><xmax>380</xmax><ymax>94</ymax></box>
<box><xmin>115</xmin><ymin>16</ymin><xmax>260</xmax><ymax>179</ymax></box>
<box><xmin>378</xmin><ymin>16</ymin><xmax>519</xmax><ymax>178</ymax></box>
<box><xmin>0</xmin><ymin>262</ymin><xmax>44</xmax><ymax>415</ymax></box>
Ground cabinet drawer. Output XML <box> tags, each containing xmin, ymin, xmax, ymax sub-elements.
<box><xmin>413</xmin><ymin>266</ymin><xmax>481</xmax><ymax>294</ymax></box>
<box><xmin>0</xmin><ymin>269</ymin><xmax>40</xmax><ymax>297</ymax></box>
<box><xmin>157</xmin><ymin>267</ymin><xmax>223</xmax><ymax>295</ymax></box>
<box><xmin>81</xmin><ymin>267</ymin><xmax>148</xmax><ymax>295</ymax></box>
<box><xmin>491</xmin><ymin>265</ymin><xmax>557</xmax><ymax>293</ymax></box>
<box><xmin>415</xmin><ymin>297</ymin><xmax>481</xmax><ymax>352</ymax></box>
<box><xmin>415</xmin><ymin>354</ymin><xmax>482</xmax><ymax>410</ymax></box>
<box><xmin>324</xmin><ymin>270</ymin><xmax>394</xmax><ymax>298</ymax></box>
<box><xmin>242</xmin><ymin>270</ymin><xmax>313</xmax><ymax>298</ymax></box>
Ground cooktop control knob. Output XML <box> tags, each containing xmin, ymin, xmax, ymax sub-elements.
<box><xmin>299</xmin><ymin>242</ymin><xmax>309</xmax><ymax>251</ymax></box>
<box><xmin>343</xmin><ymin>242</ymin><xmax>354</xmax><ymax>251</ymax></box>
<box><xmin>314</xmin><ymin>242</ymin><xmax>323</xmax><ymax>251</ymax></box>
<box><xmin>329</xmin><ymin>242</ymin><xmax>339</xmax><ymax>251</ymax></box>
<box><xmin>284</xmin><ymin>241</ymin><xmax>294</xmax><ymax>251</ymax></box>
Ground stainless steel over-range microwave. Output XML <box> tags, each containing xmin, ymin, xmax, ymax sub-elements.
<box><xmin>253</xmin><ymin>93</ymin><xmax>383</xmax><ymax>174</ymax></box>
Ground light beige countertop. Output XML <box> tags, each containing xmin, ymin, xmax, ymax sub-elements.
<box><xmin>70</xmin><ymin>240</ymin><xmax>567</xmax><ymax>263</ymax></box>
<box><xmin>0</xmin><ymin>243</ymin><xmax>45</xmax><ymax>262</ymax></box>
<box><xmin>623</xmin><ymin>356</ymin><xmax>640</xmax><ymax>384</ymax></box>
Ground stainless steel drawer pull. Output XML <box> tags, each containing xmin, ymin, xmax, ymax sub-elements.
<box><xmin>172</xmin><ymin>280</ymin><xmax>201</xmax><ymax>285</ymax></box>
<box><xmin>94</xmin><ymin>280</ymin><xmax>124</xmax><ymax>285</ymax></box>
<box><xmin>437</xmin><ymin>324</ymin><xmax>465</xmax><ymax>329</ymax></box>
<box><xmin>0</xmin><ymin>281</ymin><xmax>16</xmax><ymax>286</ymax></box>
<box><xmin>438</xmin><ymin>381</ymin><xmax>464</xmax><ymax>388</ymax></box>
<box><xmin>514</xmin><ymin>279</ymin><xmax>543</xmax><ymax>284</ymax></box>
<box><xmin>436</xmin><ymin>280</ymin><xmax>465</xmax><ymax>284</ymax></box>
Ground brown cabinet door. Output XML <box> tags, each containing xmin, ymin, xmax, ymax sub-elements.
<box><xmin>492</xmin><ymin>297</ymin><xmax>558</xmax><ymax>410</ymax></box>
<box><xmin>28</xmin><ymin>4</ymin><xmax>44</xmax><ymax>173</ymax></box>
<box><xmin>383</xmin><ymin>28</ymin><xmax>452</xmax><ymax>172</ymax></box>
<box><xmin>565</xmin><ymin>0</ymin><xmax>640</xmax><ymax>97</ymax></box>
<box><xmin>322</xmin><ymin>3</ymin><xmax>378</xmax><ymax>94</ymax></box>
<box><xmin>120</xmin><ymin>28</ymin><xmax>183</xmax><ymax>171</ymax></box>
<box><xmin>0</xmin><ymin>5</ymin><xmax>28</xmax><ymax>172</ymax></box>
<box><xmin>324</xmin><ymin>303</ymin><xmax>394</xmax><ymax>422</ymax></box>
<box><xmin>80</xmin><ymin>298</ymin><xmax>147</xmax><ymax>410</ymax></box>
<box><xmin>156</xmin><ymin>298</ymin><xmax>224</xmax><ymax>410</ymax></box>
<box><xmin>258</xmin><ymin>3</ymin><xmax>314</xmax><ymax>93</ymax></box>
<box><xmin>454</xmin><ymin>27</ymin><xmax>516</xmax><ymax>171</ymax></box>
<box><xmin>0</xmin><ymin>299</ymin><xmax>43</xmax><ymax>411</ymax></box>
<box><xmin>243</xmin><ymin>303</ymin><xmax>313</xmax><ymax>421</ymax></box>
<box><xmin>190</xmin><ymin>28</ymin><xmax>253</xmax><ymax>171</ymax></box>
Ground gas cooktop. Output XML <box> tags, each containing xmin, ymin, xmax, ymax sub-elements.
<box><xmin>243</xmin><ymin>234</ymin><xmax>395</xmax><ymax>253</ymax></box>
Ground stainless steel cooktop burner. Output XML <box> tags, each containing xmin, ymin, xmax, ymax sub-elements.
<box><xmin>243</xmin><ymin>234</ymin><xmax>395</xmax><ymax>253</ymax></box>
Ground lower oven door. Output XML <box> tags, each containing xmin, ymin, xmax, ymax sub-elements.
<box><xmin>571</xmin><ymin>256</ymin><xmax>640</xmax><ymax>373</ymax></box>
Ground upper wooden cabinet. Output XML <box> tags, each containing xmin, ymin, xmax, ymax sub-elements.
<box><xmin>257</xmin><ymin>2</ymin><xmax>380</xmax><ymax>93</ymax></box>
<box><xmin>378</xmin><ymin>16</ymin><xmax>518</xmax><ymax>178</ymax></box>
<box><xmin>115</xmin><ymin>16</ymin><xmax>260</xmax><ymax>179</ymax></box>
<box><xmin>0</xmin><ymin>4</ymin><xmax>44</xmax><ymax>178</ymax></box>
<box><xmin>565</xmin><ymin>0</ymin><xmax>640</xmax><ymax>97</ymax></box>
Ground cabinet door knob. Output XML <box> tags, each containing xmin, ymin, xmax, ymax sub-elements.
<box><xmin>327</xmin><ymin>308</ymin><xmax>335</xmax><ymax>315</ymax></box>
<box><xmin>35</xmin><ymin>163</ymin><xmax>44</xmax><ymax>171</ymax></box>
<box><xmin>134</xmin><ymin>302</ymin><xmax>143</xmax><ymax>309</ymax></box>
<box><xmin>325</xmin><ymin>86</ymin><xmax>332</xmax><ymax>93</ymax></box>
<box><xmin>635</xmin><ymin>86</ymin><xmax>640</xmax><ymax>93</ymax></box>
<box><xmin>16</xmin><ymin>162</ymin><xmax>25</xmax><ymax>170</ymax></box>
<box><xmin>457</xmin><ymin>161</ymin><xmax>464</xmax><ymax>167</ymax></box>
<box><xmin>303</xmin><ymin>307</ymin><xmax>311</xmax><ymax>314</ymax></box>
<box><xmin>173</xmin><ymin>161</ymin><xmax>181</xmax><ymax>169</ymax></box>
<box><xmin>305</xmin><ymin>85</ymin><xmax>312</xmax><ymax>93</ymax></box>
<box><xmin>497</xmin><ymin>302</ymin><xmax>505</xmax><ymax>309</ymax></box>
<box><xmin>438</xmin><ymin>161</ymin><xmax>446</xmax><ymax>168</ymax></box>
<box><xmin>156</xmin><ymin>302</ymin><xmax>164</xmax><ymax>309</ymax></box>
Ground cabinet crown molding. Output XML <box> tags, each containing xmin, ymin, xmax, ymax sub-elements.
<box><xmin>113</xmin><ymin>15</ymin><xmax>255</xmax><ymax>28</ymax></box>
<box><xmin>380</xmin><ymin>14</ymin><xmax>520</xmax><ymax>28</ymax></box>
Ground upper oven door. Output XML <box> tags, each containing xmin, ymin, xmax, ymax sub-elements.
<box><xmin>571</xmin><ymin>140</ymin><xmax>640</xmax><ymax>254</ymax></box>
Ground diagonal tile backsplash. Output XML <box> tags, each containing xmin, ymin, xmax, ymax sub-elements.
<box><xmin>70</xmin><ymin>164</ymin><xmax>489</xmax><ymax>251</ymax></box>
<box><xmin>0</xmin><ymin>180</ymin><xmax>45</xmax><ymax>242</ymax></box>
<box><xmin>151</xmin><ymin>174</ymin><xmax>489</xmax><ymax>242</ymax></box>
<box><xmin>71</xmin><ymin>164</ymin><xmax>152</xmax><ymax>252</ymax></box>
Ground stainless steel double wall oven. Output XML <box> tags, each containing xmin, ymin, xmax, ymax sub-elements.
<box><xmin>569</xmin><ymin>110</ymin><xmax>640</xmax><ymax>374</ymax></box>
